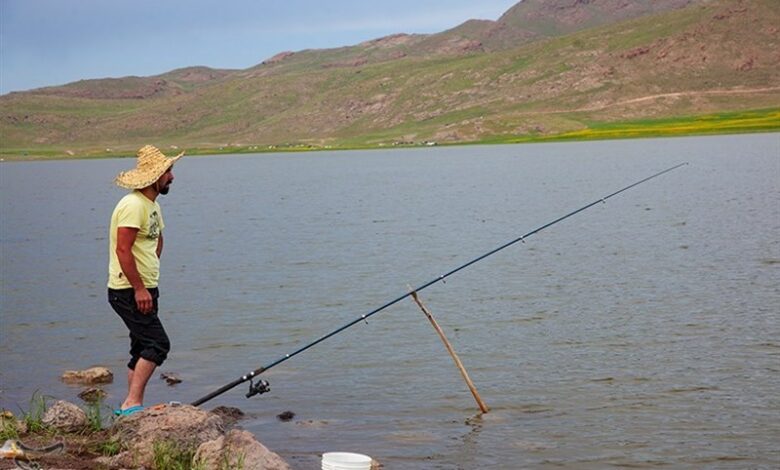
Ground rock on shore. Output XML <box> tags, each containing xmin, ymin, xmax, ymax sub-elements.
<box><xmin>102</xmin><ymin>403</ymin><xmax>290</xmax><ymax>469</ymax></box>
<box><xmin>195</xmin><ymin>429</ymin><xmax>291</xmax><ymax>470</ymax></box>
<box><xmin>42</xmin><ymin>400</ymin><xmax>88</xmax><ymax>433</ymax></box>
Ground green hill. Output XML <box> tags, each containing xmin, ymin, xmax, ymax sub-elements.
<box><xmin>1</xmin><ymin>0</ymin><xmax>778</xmax><ymax>158</ymax></box>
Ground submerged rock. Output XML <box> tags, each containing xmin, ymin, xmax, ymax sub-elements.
<box><xmin>295</xmin><ymin>419</ymin><xmax>328</xmax><ymax>428</ymax></box>
<box><xmin>160</xmin><ymin>371</ymin><xmax>182</xmax><ymax>385</ymax></box>
<box><xmin>61</xmin><ymin>366</ymin><xmax>113</xmax><ymax>385</ymax></box>
<box><xmin>211</xmin><ymin>405</ymin><xmax>245</xmax><ymax>426</ymax></box>
<box><xmin>78</xmin><ymin>387</ymin><xmax>107</xmax><ymax>403</ymax></box>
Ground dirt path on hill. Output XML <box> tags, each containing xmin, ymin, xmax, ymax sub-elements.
<box><xmin>569</xmin><ymin>86</ymin><xmax>780</xmax><ymax>113</ymax></box>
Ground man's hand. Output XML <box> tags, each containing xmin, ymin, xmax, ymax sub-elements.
<box><xmin>117</xmin><ymin>226</ymin><xmax>153</xmax><ymax>313</ymax></box>
<box><xmin>134</xmin><ymin>287</ymin><xmax>154</xmax><ymax>314</ymax></box>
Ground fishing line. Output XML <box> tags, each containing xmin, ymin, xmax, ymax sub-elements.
<box><xmin>191</xmin><ymin>162</ymin><xmax>688</xmax><ymax>406</ymax></box>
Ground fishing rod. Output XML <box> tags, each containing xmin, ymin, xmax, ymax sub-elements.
<box><xmin>191</xmin><ymin>162</ymin><xmax>688</xmax><ymax>406</ymax></box>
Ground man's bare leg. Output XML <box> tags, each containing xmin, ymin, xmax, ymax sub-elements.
<box><xmin>121</xmin><ymin>358</ymin><xmax>156</xmax><ymax>409</ymax></box>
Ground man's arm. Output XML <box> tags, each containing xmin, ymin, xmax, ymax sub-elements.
<box><xmin>116</xmin><ymin>226</ymin><xmax>153</xmax><ymax>314</ymax></box>
<box><xmin>157</xmin><ymin>232</ymin><xmax>163</xmax><ymax>259</ymax></box>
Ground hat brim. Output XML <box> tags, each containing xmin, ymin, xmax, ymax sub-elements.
<box><xmin>114</xmin><ymin>152</ymin><xmax>183</xmax><ymax>189</ymax></box>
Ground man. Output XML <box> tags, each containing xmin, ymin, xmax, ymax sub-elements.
<box><xmin>107</xmin><ymin>145</ymin><xmax>183</xmax><ymax>416</ymax></box>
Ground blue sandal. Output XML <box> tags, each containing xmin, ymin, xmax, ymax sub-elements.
<box><xmin>113</xmin><ymin>405</ymin><xmax>144</xmax><ymax>416</ymax></box>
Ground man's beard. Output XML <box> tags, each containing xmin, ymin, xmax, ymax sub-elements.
<box><xmin>159</xmin><ymin>184</ymin><xmax>170</xmax><ymax>195</ymax></box>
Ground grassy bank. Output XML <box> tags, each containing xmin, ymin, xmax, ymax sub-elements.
<box><xmin>1</xmin><ymin>108</ymin><xmax>778</xmax><ymax>161</ymax></box>
<box><xmin>503</xmin><ymin>108</ymin><xmax>780</xmax><ymax>143</ymax></box>
<box><xmin>0</xmin><ymin>394</ymin><xmax>227</xmax><ymax>470</ymax></box>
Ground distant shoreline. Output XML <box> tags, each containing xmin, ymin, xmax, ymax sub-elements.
<box><xmin>2</xmin><ymin>108</ymin><xmax>778</xmax><ymax>161</ymax></box>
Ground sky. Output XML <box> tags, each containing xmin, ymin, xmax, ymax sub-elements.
<box><xmin>0</xmin><ymin>0</ymin><xmax>519</xmax><ymax>95</ymax></box>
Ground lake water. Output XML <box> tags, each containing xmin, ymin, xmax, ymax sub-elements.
<box><xmin>1</xmin><ymin>134</ymin><xmax>778</xmax><ymax>469</ymax></box>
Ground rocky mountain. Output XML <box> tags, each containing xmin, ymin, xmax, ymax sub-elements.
<box><xmin>1</xmin><ymin>0</ymin><xmax>778</xmax><ymax>157</ymax></box>
<box><xmin>423</xmin><ymin>0</ymin><xmax>698</xmax><ymax>52</ymax></box>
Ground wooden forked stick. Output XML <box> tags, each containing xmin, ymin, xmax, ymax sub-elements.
<box><xmin>409</xmin><ymin>288</ymin><xmax>489</xmax><ymax>414</ymax></box>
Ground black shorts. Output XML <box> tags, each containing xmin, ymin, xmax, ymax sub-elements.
<box><xmin>108</xmin><ymin>287</ymin><xmax>170</xmax><ymax>369</ymax></box>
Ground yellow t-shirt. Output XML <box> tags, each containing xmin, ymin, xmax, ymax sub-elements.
<box><xmin>107</xmin><ymin>191</ymin><xmax>165</xmax><ymax>289</ymax></box>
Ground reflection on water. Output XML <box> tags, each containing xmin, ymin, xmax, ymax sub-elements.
<box><xmin>1</xmin><ymin>134</ymin><xmax>779</xmax><ymax>468</ymax></box>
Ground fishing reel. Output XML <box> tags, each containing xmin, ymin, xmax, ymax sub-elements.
<box><xmin>246</xmin><ymin>378</ymin><xmax>270</xmax><ymax>398</ymax></box>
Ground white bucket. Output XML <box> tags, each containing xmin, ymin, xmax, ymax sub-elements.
<box><xmin>322</xmin><ymin>452</ymin><xmax>372</xmax><ymax>470</ymax></box>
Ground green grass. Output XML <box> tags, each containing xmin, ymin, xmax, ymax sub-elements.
<box><xmin>21</xmin><ymin>391</ymin><xmax>50</xmax><ymax>433</ymax></box>
<box><xmin>152</xmin><ymin>440</ymin><xmax>200</xmax><ymax>470</ymax></box>
<box><xmin>151</xmin><ymin>440</ymin><xmax>244</xmax><ymax>470</ymax></box>
<box><xmin>505</xmin><ymin>108</ymin><xmax>780</xmax><ymax>143</ymax></box>
<box><xmin>84</xmin><ymin>398</ymin><xmax>110</xmax><ymax>433</ymax></box>
<box><xmin>0</xmin><ymin>392</ymin><xmax>52</xmax><ymax>437</ymax></box>
<box><xmin>0</xmin><ymin>412</ymin><xmax>20</xmax><ymax>440</ymax></box>
<box><xmin>95</xmin><ymin>434</ymin><xmax>124</xmax><ymax>457</ymax></box>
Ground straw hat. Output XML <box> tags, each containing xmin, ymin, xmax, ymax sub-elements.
<box><xmin>114</xmin><ymin>145</ymin><xmax>184</xmax><ymax>189</ymax></box>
